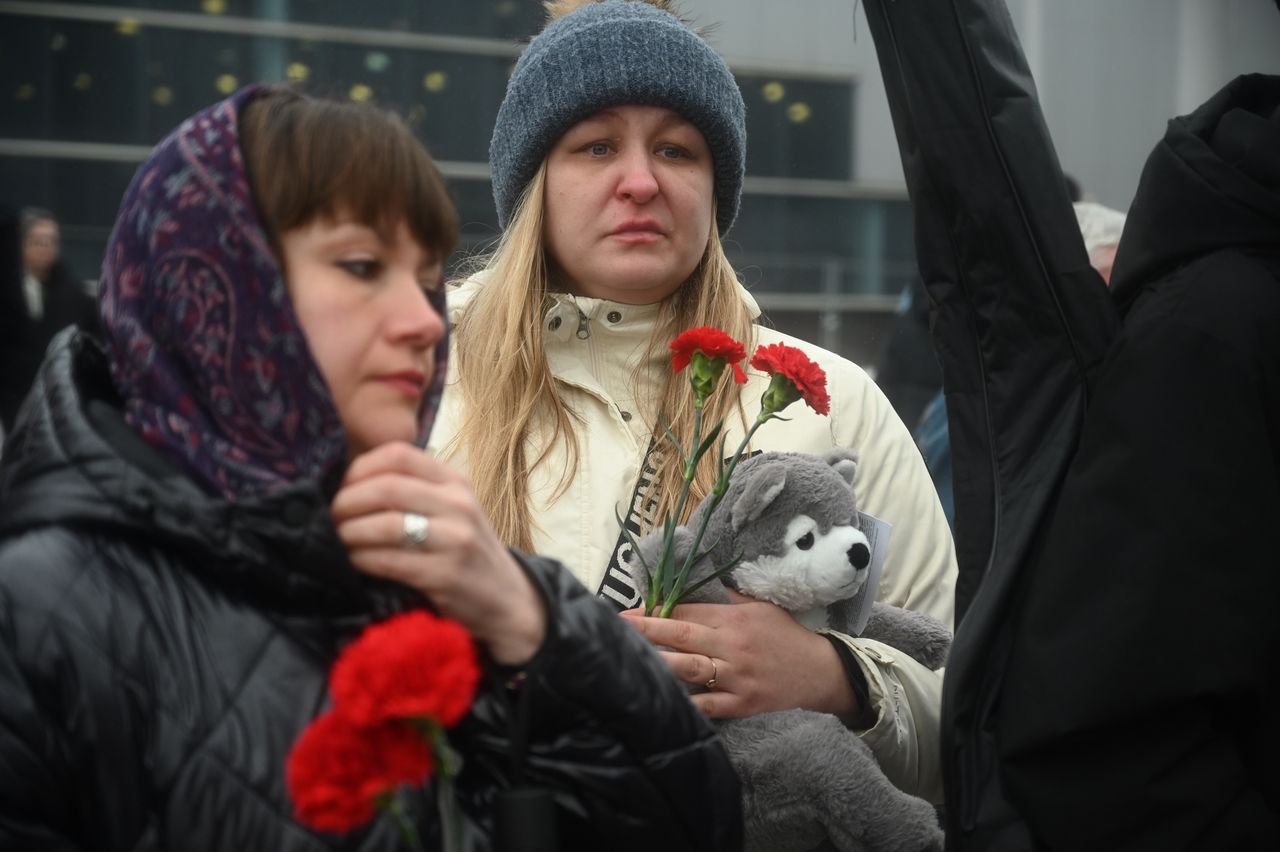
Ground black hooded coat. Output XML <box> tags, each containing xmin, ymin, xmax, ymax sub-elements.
<box><xmin>996</xmin><ymin>74</ymin><xmax>1280</xmax><ymax>850</ymax></box>
<box><xmin>860</xmin><ymin>1</ymin><xmax>1280</xmax><ymax>848</ymax></box>
<box><xmin>858</xmin><ymin>0</ymin><xmax>1117</xmax><ymax>846</ymax></box>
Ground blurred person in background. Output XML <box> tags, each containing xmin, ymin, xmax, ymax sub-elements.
<box><xmin>1</xmin><ymin>208</ymin><xmax>96</xmax><ymax>432</ymax></box>
<box><xmin>1072</xmin><ymin>200</ymin><xmax>1127</xmax><ymax>285</ymax></box>
<box><xmin>874</xmin><ymin>175</ymin><xmax>1081</xmax><ymax>432</ymax></box>
<box><xmin>913</xmin><ymin>191</ymin><xmax>1125</xmax><ymax>531</ymax></box>
<box><xmin>0</xmin><ymin>204</ymin><xmax>23</xmax><ymax>454</ymax></box>
<box><xmin>872</xmin><ymin>277</ymin><xmax>940</xmax><ymax>431</ymax></box>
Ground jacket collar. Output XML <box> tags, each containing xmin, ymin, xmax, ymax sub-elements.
<box><xmin>447</xmin><ymin>273</ymin><xmax>761</xmax><ymax>408</ymax></box>
<box><xmin>0</xmin><ymin>330</ymin><xmax>412</xmax><ymax>617</ymax></box>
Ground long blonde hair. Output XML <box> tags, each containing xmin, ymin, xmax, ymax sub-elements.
<box><xmin>448</xmin><ymin>162</ymin><xmax>755</xmax><ymax>551</ymax></box>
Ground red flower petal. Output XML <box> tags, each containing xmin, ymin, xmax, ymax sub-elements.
<box><xmin>750</xmin><ymin>343</ymin><xmax>831</xmax><ymax>415</ymax></box>
<box><xmin>286</xmin><ymin>712</ymin><xmax>432</xmax><ymax>834</ymax></box>
<box><xmin>331</xmin><ymin>611</ymin><xmax>481</xmax><ymax>728</ymax></box>
<box><xmin>669</xmin><ymin>327</ymin><xmax>747</xmax><ymax>374</ymax></box>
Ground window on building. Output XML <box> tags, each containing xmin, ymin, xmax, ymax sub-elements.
<box><xmin>1</xmin><ymin>1</ymin><xmax>915</xmax><ymax>366</ymax></box>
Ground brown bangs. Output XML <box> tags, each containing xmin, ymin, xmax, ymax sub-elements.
<box><xmin>240</xmin><ymin>87</ymin><xmax>458</xmax><ymax>261</ymax></box>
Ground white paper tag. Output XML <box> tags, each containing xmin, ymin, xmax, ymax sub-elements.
<box><xmin>847</xmin><ymin>511</ymin><xmax>892</xmax><ymax>635</ymax></box>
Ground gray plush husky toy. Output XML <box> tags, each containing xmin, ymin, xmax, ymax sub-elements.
<box><xmin>630</xmin><ymin>449</ymin><xmax>949</xmax><ymax>852</ymax></box>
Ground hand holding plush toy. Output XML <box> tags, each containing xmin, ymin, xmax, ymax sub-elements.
<box><xmin>631</xmin><ymin>449</ymin><xmax>948</xmax><ymax>852</ymax></box>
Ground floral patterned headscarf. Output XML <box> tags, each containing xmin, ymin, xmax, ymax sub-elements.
<box><xmin>99</xmin><ymin>86</ymin><xmax>448</xmax><ymax>500</ymax></box>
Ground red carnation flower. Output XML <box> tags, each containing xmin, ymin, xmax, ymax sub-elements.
<box><xmin>750</xmin><ymin>343</ymin><xmax>831</xmax><ymax>416</ymax></box>
<box><xmin>669</xmin><ymin>327</ymin><xmax>748</xmax><ymax>384</ymax></box>
<box><xmin>286</xmin><ymin>711</ymin><xmax>432</xmax><ymax>834</ymax></box>
<box><xmin>331</xmin><ymin>611</ymin><xmax>480</xmax><ymax>729</ymax></box>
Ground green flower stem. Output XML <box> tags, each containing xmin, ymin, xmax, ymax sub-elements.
<box><xmin>659</xmin><ymin>412</ymin><xmax>773</xmax><ymax>618</ymax></box>
<box><xmin>647</xmin><ymin>363</ymin><xmax>800</xmax><ymax>617</ymax></box>
<box><xmin>430</xmin><ymin>723</ymin><xmax>463</xmax><ymax>852</ymax></box>
<box><xmin>647</xmin><ymin>393</ymin><xmax>704</xmax><ymax>615</ymax></box>
<box><xmin>383</xmin><ymin>794</ymin><xmax>426</xmax><ymax>852</ymax></box>
<box><xmin>759</xmin><ymin>372</ymin><xmax>802</xmax><ymax>419</ymax></box>
<box><xmin>405</xmin><ymin>718</ymin><xmax>462</xmax><ymax>852</ymax></box>
<box><xmin>715</xmin><ymin>411</ymin><xmax>773</xmax><ymax>496</ymax></box>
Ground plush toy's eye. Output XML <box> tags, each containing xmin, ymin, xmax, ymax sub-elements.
<box><xmin>796</xmin><ymin>531</ymin><xmax>815</xmax><ymax>551</ymax></box>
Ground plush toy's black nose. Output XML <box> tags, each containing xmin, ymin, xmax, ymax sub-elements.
<box><xmin>848</xmin><ymin>542</ymin><xmax>871</xmax><ymax>571</ymax></box>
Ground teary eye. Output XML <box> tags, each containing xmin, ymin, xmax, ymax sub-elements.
<box><xmin>796</xmin><ymin>531</ymin><xmax>814</xmax><ymax>551</ymax></box>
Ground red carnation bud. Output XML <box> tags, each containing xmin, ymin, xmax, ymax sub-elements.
<box><xmin>331</xmin><ymin>611</ymin><xmax>481</xmax><ymax>729</ymax></box>
<box><xmin>669</xmin><ymin>327</ymin><xmax>748</xmax><ymax>398</ymax></box>
<box><xmin>286</xmin><ymin>712</ymin><xmax>432</xmax><ymax>834</ymax></box>
<box><xmin>750</xmin><ymin>343</ymin><xmax>831</xmax><ymax>416</ymax></box>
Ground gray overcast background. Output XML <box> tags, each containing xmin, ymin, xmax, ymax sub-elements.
<box><xmin>687</xmin><ymin>0</ymin><xmax>1280</xmax><ymax>211</ymax></box>
<box><xmin>3</xmin><ymin>0</ymin><xmax>1277</xmax><ymax>369</ymax></box>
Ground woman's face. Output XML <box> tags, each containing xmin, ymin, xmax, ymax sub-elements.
<box><xmin>543</xmin><ymin>105</ymin><xmax>715</xmax><ymax>304</ymax></box>
<box><xmin>281</xmin><ymin>218</ymin><xmax>445</xmax><ymax>457</ymax></box>
<box><xmin>23</xmin><ymin>219</ymin><xmax>59</xmax><ymax>280</ymax></box>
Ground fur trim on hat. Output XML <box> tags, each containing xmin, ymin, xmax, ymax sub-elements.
<box><xmin>545</xmin><ymin>0</ymin><xmax>676</xmax><ymax>22</ymax></box>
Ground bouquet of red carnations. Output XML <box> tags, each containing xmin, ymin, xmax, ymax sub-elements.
<box><xmin>286</xmin><ymin>610</ymin><xmax>480</xmax><ymax>851</ymax></box>
<box><xmin>630</xmin><ymin>327</ymin><xmax>831</xmax><ymax>617</ymax></box>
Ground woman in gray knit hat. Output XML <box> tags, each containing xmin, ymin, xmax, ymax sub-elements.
<box><xmin>434</xmin><ymin>0</ymin><xmax>957</xmax><ymax>819</ymax></box>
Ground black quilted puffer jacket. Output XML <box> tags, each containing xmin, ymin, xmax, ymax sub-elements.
<box><xmin>0</xmin><ymin>332</ymin><xmax>743</xmax><ymax>852</ymax></box>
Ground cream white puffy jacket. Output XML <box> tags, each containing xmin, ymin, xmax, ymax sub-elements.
<box><xmin>433</xmin><ymin>277</ymin><xmax>957</xmax><ymax>804</ymax></box>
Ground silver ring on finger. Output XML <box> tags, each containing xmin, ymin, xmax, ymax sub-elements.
<box><xmin>704</xmin><ymin>656</ymin><xmax>719</xmax><ymax>690</ymax></box>
<box><xmin>402</xmin><ymin>512</ymin><xmax>430</xmax><ymax>550</ymax></box>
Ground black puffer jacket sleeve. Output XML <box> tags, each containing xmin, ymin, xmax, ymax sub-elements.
<box><xmin>0</xmin><ymin>556</ymin><xmax>85</xmax><ymax>852</ymax></box>
<box><xmin>459</xmin><ymin>552</ymin><xmax>744</xmax><ymax>852</ymax></box>
<box><xmin>0</xmin><ymin>673</ymin><xmax>70</xmax><ymax>850</ymax></box>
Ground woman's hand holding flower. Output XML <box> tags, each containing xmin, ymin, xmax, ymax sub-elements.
<box><xmin>331</xmin><ymin>441</ymin><xmax>546</xmax><ymax>665</ymax></box>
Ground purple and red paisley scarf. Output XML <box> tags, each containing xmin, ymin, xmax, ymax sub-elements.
<box><xmin>98</xmin><ymin>85</ymin><xmax>448</xmax><ymax>500</ymax></box>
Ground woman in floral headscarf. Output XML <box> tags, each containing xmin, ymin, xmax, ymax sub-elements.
<box><xmin>0</xmin><ymin>86</ymin><xmax>740</xmax><ymax>852</ymax></box>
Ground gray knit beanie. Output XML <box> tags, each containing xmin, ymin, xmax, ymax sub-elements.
<box><xmin>490</xmin><ymin>0</ymin><xmax>747</xmax><ymax>234</ymax></box>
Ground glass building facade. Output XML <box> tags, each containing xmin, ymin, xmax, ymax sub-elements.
<box><xmin>0</xmin><ymin>0</ymin><xmax>915</xmax><ymax>365</ymax></box>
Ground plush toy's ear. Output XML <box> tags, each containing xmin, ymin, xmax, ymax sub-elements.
<box><xmin>822</xmin><ymin>448</ymin><xmax>859</xmax><ymax>487</ymax></box>
<box><xmin>731</xmin><ymin>465</ymin><xmax>787</xmax><ymax>531</ymax></box>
